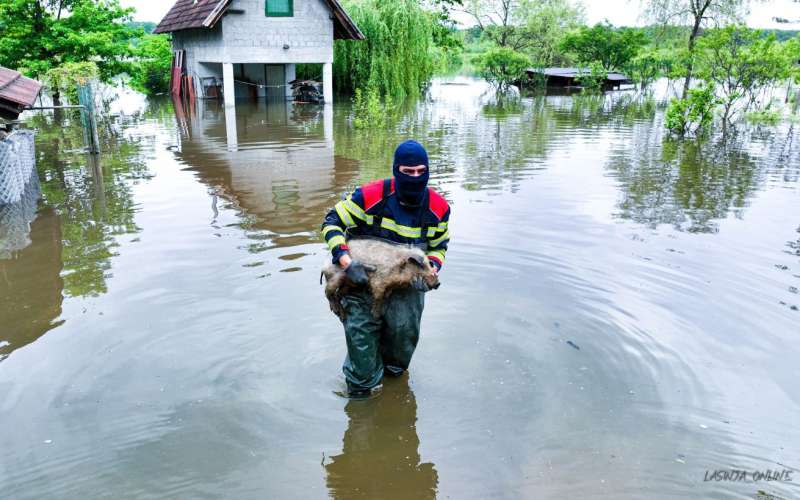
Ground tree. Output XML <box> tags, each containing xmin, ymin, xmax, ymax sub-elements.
<box><xmin>426</xmin><ymin>0</ymin><xmax>466</xmax><ymax>72</ymax></box>
<box><xmin>334</xmin><ymin>0</ymin><xmax>437</xmax><ymax>99</ymax></box>
<box><xmin>520</xmin><ymin>0</ymin><xmax>586</xmax><ymax>66</ymax></box>
<box><xmin>560</xmin><ymin>23</ymin><xmax>648</xmax><ymax>71</ymax></box>
<box><xmin>783</xmin><ymin>36</ymin><xmax>800</xmax><ymax>88</ymax></box>
<box><xmin>0</xmin><ymin>0</ymin><xmax>140</xmax><ymax>100</ymax></box>
<box><xmin>129</xmin><ymin>34</ymin><xmax>172</xmax><ymax>95</ymax></box>
<box><xmin>474</xmin><ymin>46</ymin><xmax>531</xmax><ymax>92</ymax></box>
<box><xmin>461</xmin><ymin>0</ymin><xmax>584</xmax><ymax>58</ymax></box>
<box><xmin>641</xmin><ymin>0</ymin><xmax>752</xmax><ymax>98</ymax></box>
<box><xmin>625</xmin><ymin>48</ymin><xmax>677</xmax><ymax>89</ymax></box>
<box><xmin>694</xmin><ymin>26</ymin><xmax>791</xmax><ymax>125</ymax></box>
<box><xmin>461</xmin><ymin>0</ymin><xmax>528</xmax><ymax>50</ymax></box>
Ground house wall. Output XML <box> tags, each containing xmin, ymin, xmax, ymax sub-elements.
<box><xmin>173</xmin><ymin>0</ymin><xmax>334</xmax><ymax>67</ymax></box>
<box><xmin>173</xmin><ymin>25</ymin><xmax>225</xmax><ymax>84</ymax></box>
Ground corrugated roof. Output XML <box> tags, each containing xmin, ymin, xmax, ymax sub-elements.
<box><xmin>154</xmin><ymin>0</ymin><xmax>364</xmax><ymax>40</ymax></box>
<box><xmin>0</xmin><ymin>67</ymin><xmax>43</xmax><ymax>120</ymax></box>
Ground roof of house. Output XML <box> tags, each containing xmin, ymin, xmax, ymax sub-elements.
<box><xmin>526</xmin><ymin>67</ymin><xmax>630</xmax><ymax>82</ymax></box>
<box><xmin>154</xmin><ymin>0</ymin><xmax>364</xmax><ymax>40</ymax></box>
<box><xmin>0</xmin><ymin>67</ymin><xmax>43</xmax><ymax>120</ymax></box>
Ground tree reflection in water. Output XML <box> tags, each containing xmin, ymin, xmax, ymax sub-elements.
<box><xmin>30</xmin><ymin>111</ymin><xmax>147</xmax><ymax>297</ymax></box>
<box><xmin>607</xmin><ymin>122</ymin><xmax>767</xmax><ymax>233</ymax></box>
<box><xmin>325</xmin><ymin>375</ymin><xmax>438</xmax><ymax>500</ymax></box>
<box><xmin>0</xmin><ymin>108</ymin><xmax>150</xmax><ymax>362</ymax></box>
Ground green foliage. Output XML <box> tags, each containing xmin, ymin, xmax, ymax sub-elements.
<box><xmin>126</xmin><ymin>21</ymin><xmax>156</xmax><ymax>35</ymax></box>
<box><xmin>429</xmin><ymin>0</ymin><xmax>464</xmax><ymax>73</ymax></box>
<box><xmin>783</xmin><ymin>36</ymin><xmax>800</xmax><ymax>85</ymax></box>
<box><xmin>352</xmin><ymin>87</ymin><xmax>396</xmax><ymax>129</ymax></box>
<box><xmin>474</xmin><ymin>47</ymin><xmax>531</xmax><ymax>92</ymax></box>
<box><xmin>575</xmin><ymin>61</ymin><xmax>606</xmax><ymax>93</ymax></box>
<box><xmin>0</xmin><ymin>0</ymin><xmax>140</xmax><ymax>82</ymax></box>
<box><xmin>521</xmin><ymin>0</ymin><xmax>586</xmax><ymax>67</ymax></box>
<box><xmin>560</xmin><ymin>22</ymin><xmax>647</xmax><ymax>71</ymax></box>
<box><xmin>746</xmin><ymin>108</ymin><xmax>782</xmax><ymax>125</ymax></box>
<box><xmin>296</xmin><ymin>63</ymin><xmax>323</xmax><ymax>81</ymax></box>
<box><xmin>625</xmin><ymin>48</ymin><xmax>675</xmax><ymax>88</ymax></box>
<box><xmin>44</xmin><ymin>61</ymin><xmax>99</xmax><ymax>103</ymax></box>
<box><xmin>128</xmin><ymin>34</ymin><xmax>172</xmax><ymax>95</ymax></box>
<box><xmin>695</xmin><ymin>26</ymin><xmax>792</xmax><ymax>125</ymax></box>
<box><xmin>665</xmin><ymin>84</ymin><xmax>719</xmax><ymax>136</ymax></box>
<box><xmin>334</xmin><ymin>0</ymin><xmax>436</xmax><ymax>100</ymax></box>
<box><xmin>463</xmin><ymin>0</ymin><xmax>584</xmax><ymax>66</ymax></box>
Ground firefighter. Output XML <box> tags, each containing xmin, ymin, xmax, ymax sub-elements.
<box><xmin>321</xmin><ymin>140</ymin><xmax>451</xmax><ymax>397</ymax></box>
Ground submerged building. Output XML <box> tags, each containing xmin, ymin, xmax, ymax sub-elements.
<box><xmin>154</xmin><ymin>0</ymin><xmax>364</xmax><ymax>104</ymax></box>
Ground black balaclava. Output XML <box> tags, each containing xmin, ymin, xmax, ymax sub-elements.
<box><xmin>392</xmin><ymin>140</ymin><xmax>430</xmax><ymax>207</ymax></box>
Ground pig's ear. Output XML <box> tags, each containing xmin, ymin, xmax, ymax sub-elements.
<box><xmin>407</xmin><ymin>254</ymin><xmax>425</xmax><ymax>268</ymax></box>
<box><xmin>363</xmin><ymin>263</ymin><xmax>377</xmax><ymax>273</ymax></box>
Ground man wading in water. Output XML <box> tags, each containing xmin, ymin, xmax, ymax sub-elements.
<box><xmin>322</xmin><ymin>140</ymin><xmax>451</xmax><ymax>398</ymax></box>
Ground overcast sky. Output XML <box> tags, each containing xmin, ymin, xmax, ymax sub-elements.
<box><xmin>122</xmin><ymin>0</ymin><xmax>800</xmax><ymax>30</ymax></box>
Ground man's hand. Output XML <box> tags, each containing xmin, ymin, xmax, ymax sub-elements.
<box><xmin>344</xmin><ymin>259</ymin><xmax>373</xmax><ymax>286</ymax></box>
<box><xmin>339</xmin><ymin>253</ymin><xmax>353</xmax><ymax>269</ymax></box>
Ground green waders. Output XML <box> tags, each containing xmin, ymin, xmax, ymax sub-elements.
<box><xmin>340</xmin><ymin>287</ymin><xmax>425</xmax><ymax>394</ymax></box>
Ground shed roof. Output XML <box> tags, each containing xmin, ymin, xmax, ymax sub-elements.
<box><xmin>154</xmin><ymin>0</ymin><xmax>364</xmax><ymax>40</ymax></box>
<box><xmin>527</xmin><ymin>67</ymin><xmax>630</xmax><ymax>82</ymax></box>
<box><xmin>0</xmin><ymin>67</ymin><xmax>43</xmax><ymax>120</ymax></box>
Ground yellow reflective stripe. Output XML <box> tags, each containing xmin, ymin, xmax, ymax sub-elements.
<box><xmin>322</xmin><ymin>225</ymin><xmax>344</xmax><ymax>237</ymax></box>
<box><xmin>335</xmin><ymin>202</ymin><xmax>356</xmax><ymax>228</ymax></box>
<box><xmin>327</xmin><ymin>235</ymin><xmax>346</xmax><ymax>249</ymax></box>
<box><xmin>344</xmin><ymin>198</ymin><xmax>373</xmax><ymax>225</ymax></box>
<box><xmin>438</xmin><ymin>222</ymin><xmax>448</xmax><ymax>231</ymax></box>
<box><xmin>427</xmin><ymin>227</ymin><xmax>437</xmax><ymax>237</ymax></box>
<box><xmin>380</xmin><ymin>218</ymin><xmax>421</xmax><ymax>238</ymax></box>
<box><xmin>427</xmin><ymin>250</ymin><xmax>446</xmax><ymax>263</ymax></box>
<box><xmin>429</xmin><ymin>231</ymin><xmax>450</xmax><ymax>247</ymax></box>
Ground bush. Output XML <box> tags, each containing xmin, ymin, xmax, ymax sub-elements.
<box><xmin>665</xmin><ymin>84</ymin><xmax>719</xmax><ymax>136</ymax></box>
<box><xmin>576</xmin><ymin>61</ymin><xmax>606</xmax><ymax>93</ymax></box>
<box><xmin>474</xmin><ymin>47</ymin><xmax>531</xmax><ymax>93</ymax></box>
<box><xmin>45</xmin><ymin>62</ymin><xmax>100</xmax><ymax>103</ymax></box>
<box><xmin>352</xmin><ymin>87</ymin><xmax>396</xmax><ymax>129</ymax></box>
<box><xmin>129</xmin><ymin>34</ymin><xmax>172</xmax><ymax>95</ymax></box>
<box><xmin>625</xmin><ymin>49</ymin><xmax>675</xmax><ymax>89</ymax></box>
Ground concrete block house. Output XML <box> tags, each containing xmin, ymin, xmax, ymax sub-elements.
<box><xmin>154</xmin><ymin>0</ymin><xmax>364</xmax><ymax>105</ymax></box>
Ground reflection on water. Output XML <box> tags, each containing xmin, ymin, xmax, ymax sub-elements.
<box><xmin>608</xmin><ymin>124</ymin><xmax>763</xmax><ymax>233</ymax></box>
<box><xmin>175</xmin><ymin>99</ymin><xmax>359</xmax><ymax>250</ymax></box>
<box><xmin>1</xmin><ymin>78</ymin><xmax>799</xmax><ymax>499</ymax></box>
<box><xmin>0</xmin><ymin>208</ymin><xmax>63</xmax><ymax>361</ymax></box>
<box><xmin>0</xmin><ymin>172</ymin><xmax>41</xmax><ymax>258</ymax></box>
<box><xmin>29</xmin><ymin>111</ymin><xmax>147</xmax><ymax>297</ymax></box>
<box><xmin>325</xmin><ymin>376</ymin><xmax>438</xmax><ymax>500</ymax></box>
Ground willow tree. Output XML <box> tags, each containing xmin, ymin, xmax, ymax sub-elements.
<box><xmin>334</xmin><ymin>0</ymin><xmax>437</xmax><ymax>100</ymax></box>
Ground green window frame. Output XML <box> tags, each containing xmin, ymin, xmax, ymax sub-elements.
<box><xmin>265</xmin><ymin>0</ymin><xmax>293</xmax><ymax>17</ymax></box>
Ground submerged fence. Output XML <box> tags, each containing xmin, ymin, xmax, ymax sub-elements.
<box><xmin>0</xmin><ymin>129</ymin><xmax>40</xmax><ymax>257</ymax></box>
<box><xmin>0</xmin><ymin>130</ymin><xmax>37</xmax><ymax>205</ymax></box>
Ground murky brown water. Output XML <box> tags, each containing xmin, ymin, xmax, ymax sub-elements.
<box><xmin>1</xmin><ymin>78</ymin><xmax>799</xmax><ymax>499</ymax></box>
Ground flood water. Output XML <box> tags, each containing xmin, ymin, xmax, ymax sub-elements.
<box><xmin>1</xmin><ymin>78</ymin><xmax>799</xmax><ymax>499</ymax></box>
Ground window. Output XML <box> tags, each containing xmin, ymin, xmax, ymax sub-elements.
<box><xmin>265</xmin><ymin>0</ymin><xmax>293</xmax><ymax>17</ymax></box>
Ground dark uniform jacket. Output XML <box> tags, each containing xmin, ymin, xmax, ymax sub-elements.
<box><xmin>322</xmin><ymin>178</ymin><xmax>450</xmax><ymax>271</ymax></box>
